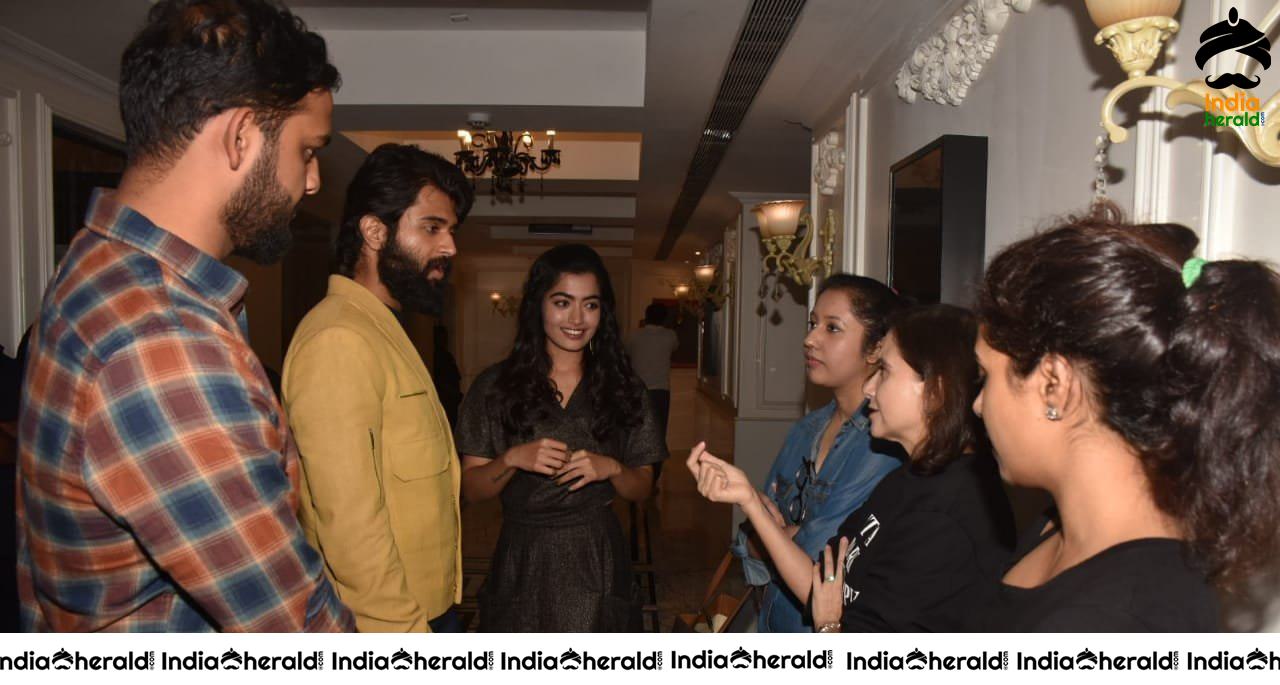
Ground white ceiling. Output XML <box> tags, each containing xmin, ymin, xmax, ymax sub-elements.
<box><xmin>0</xmin><ymin>0</ymin><xmax>961</xmax><ymax>261</ymax></box>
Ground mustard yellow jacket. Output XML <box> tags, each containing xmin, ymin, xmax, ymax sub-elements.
<box><xmin>283</xmin><ymin>275</ymin><xmax>462</xmax><ymax>632</ymax></box>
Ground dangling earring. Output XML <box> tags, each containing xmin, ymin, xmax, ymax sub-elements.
<box><xmin>1045</xmin><ymin>406</ymin><xmax>1062</xmax><ymax>421</ymax></box>
<box><xmin>589</xmin><ymin>338</ymin><xmax>596</xmax><ymax>355</ymax></box>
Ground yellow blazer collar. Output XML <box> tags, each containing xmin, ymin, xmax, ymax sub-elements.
<box><xmin>325</xmin><ymin>274</ymin><xmax>432</xmax><ymax>388</ymax></box>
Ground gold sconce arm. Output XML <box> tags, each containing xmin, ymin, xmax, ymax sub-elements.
<box><xmin>759</xmin><ymin>209</ymin><xmax>837</xmax><ymax>289</ymax></box>
<box><xmin>489</xmin><ymin>292</ymin><xmax>519</xmax><ymax>317</ymax></box>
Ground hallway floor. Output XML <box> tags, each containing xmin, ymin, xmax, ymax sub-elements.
<box><xmin>459</xmin><ymin>368</ymin><xmax>741</xmax><ymax>631</ymax></box>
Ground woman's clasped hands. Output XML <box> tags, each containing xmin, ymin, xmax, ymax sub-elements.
<box><xmin>501</xmin><ymin>437</ymin><xmax>622</xmax><ymax>491</ymax></box>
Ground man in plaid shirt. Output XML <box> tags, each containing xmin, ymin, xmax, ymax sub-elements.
<box><xmin>16</xmin><ymin>0</ymin><xmax>353</xmax><ymax>631</ymax></box>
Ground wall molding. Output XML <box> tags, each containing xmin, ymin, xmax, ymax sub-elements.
<box><xmin>0</xmin><ymin>27</ymin><xmax>117</xmax><ymax>102</ymax></box>
<box><xmin>812</xmin><ymin>130</ymin><xmax>846</xmax><ymax>196</ymax></box>
<box><xmin>32</xmin><ymin>94</ymin><xmax>54</xmax><ymax>314</ymax></box>
<box><xmin>895</xmin><ymin>0</ymin><xmax>1033</xmax><ymax>106</ymax></box>
<box><xmin>0</xmin><ymin>85</ymin><xmax>21</xmax><ymax>353</ymax></box>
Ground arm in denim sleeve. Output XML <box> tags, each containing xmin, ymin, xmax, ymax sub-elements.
<box><xmin>730</xmin><ymin>425</ymin><xmax>801</xmax><ymax>585</ymax></box>
<box><xmin>792</xmin><ymin>451</ymin><xmax>899</xmax><ymax>560</ymax></box>
<box><xmin>80</xmin><ymin>331</ymin><xmax>354</xmax><ymax>632</ymax></box>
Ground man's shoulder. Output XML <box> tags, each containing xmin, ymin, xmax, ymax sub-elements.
<box><xmin>292</xmin><ymin>291</ymin><xmax>382</xmax><ymax>346</ymax></box>
<box><xmin>42</xmin><ymin>233</ymin><xmax>188</xmax><ymax>365</ymax></box>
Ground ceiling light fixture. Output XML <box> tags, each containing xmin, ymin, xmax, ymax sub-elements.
<box><xmin>454</xmin><ymin>115</ymin><xmax>562</xmax><ymax>198</ymax></box>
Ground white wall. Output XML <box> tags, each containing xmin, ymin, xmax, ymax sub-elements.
<box><xmin>320</xmin><ymin>28</ymin><xmax>646</xmax><ymax>107</ymax></box>
<box><xmin>0</xmin><ymin>28</ymin><xmax>123</xmax><ymax>355</ymax></box>
<box><xmin>819</xmin><ymin>1</ymin><xmax>1280</xmax><ymax>276</ymax></box>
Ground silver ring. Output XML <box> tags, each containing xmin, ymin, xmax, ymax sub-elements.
<box><xmin>825</xmin><ymin>574</ymin><xmax>836</xmax><ymax>584</ymax></box>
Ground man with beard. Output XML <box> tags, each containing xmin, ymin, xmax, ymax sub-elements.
<box><xmin>15</xmin><ymin>0</ymin><xmax>353</xmax><ymax>631</ymax></box>
<box><xmin>282</xmin><ymin>144</ymin><xmax>473</xmax><ymax>632</ymax></box>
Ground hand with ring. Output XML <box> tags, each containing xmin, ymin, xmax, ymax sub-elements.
<box><xmin>810</xmin><ymin>536</ymin><xmax>849</xmax><ymax>629</ymax></box>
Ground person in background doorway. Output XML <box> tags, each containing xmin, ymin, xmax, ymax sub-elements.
<box><xmin>626</xmin><ymin>303</ymin><xmax>679</xmax><ymax>461</ymax></box>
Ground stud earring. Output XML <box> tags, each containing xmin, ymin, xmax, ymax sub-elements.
<box><xmin>1045</xmin><ymin>406</ymin><xmax>1062</xmax><ymax>421</ymax></box>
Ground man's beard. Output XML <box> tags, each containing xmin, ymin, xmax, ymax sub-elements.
<box><xmin>223</xmin><ymin>138</ymin><xmax>296</xmax><ymax>265</ymax></box>
<box><xmin>380</xmin><ymin>239</ymin><xmax>450</xmax><ymax>316</ymax></box>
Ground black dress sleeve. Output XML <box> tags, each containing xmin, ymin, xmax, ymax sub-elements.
<box><xmin>454</xmin><ymin>367</ymin><xmax>500</xmax><ymax>459</ymax></box>
<box><xmin>620</xmin><ymin>387</ymin><xmax>667</xmax><ymax>468</ymax></box>
<box><xmin>840</xmin><ymin>510</ymin><xmax>979</xmax><ymax>632</ymax></box>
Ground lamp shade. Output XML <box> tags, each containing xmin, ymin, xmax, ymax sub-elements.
<box><xmin>1084</xmin><ymin>0</ymin><xmax>1180</xmax><ymax>29</ymax></box>
<box><xmin>489</xmin><ymin>291</ymin><xmax>502</xmax><ymax>302</ymax></box>
<box><xmin>694</xmin><ymin>264</ymin><xmax>716</xmax><ymax>286</ymax></box>
<box><xmin>750</xmin><ymin>206</ymin><xmax>771</xmax><ymax>238</ymax></box>
<box><xmin>674</xmin><ymin>284</ymin><xmax>691</xmax><ymax>297</ymax></box>
<box><xmin>754</xmin><ymin>200</ymin><xmax>806</xmax><ymax>238</ymax></box>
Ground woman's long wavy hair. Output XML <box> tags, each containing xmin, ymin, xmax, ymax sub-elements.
<box><xmin>490</xmin><ymin>244</ymin><xmax>644</xmax><ymax>450</ymax></box>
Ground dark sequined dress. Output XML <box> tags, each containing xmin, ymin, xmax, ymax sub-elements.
<box><xmin>455</xmin><ymin>365</ymin><xmax>667</xmax><ymax>632</ymax></box>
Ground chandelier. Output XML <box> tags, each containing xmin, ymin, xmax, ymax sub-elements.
<box><xmin>454</xmin><ymin>121</ymin><xmax>562</xmax><ymax>196</ymax></box>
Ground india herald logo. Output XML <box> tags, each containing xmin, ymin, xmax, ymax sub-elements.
<box><xmin>1197</xmin><ymin>7</ymin><xmax>1271</xmax><ymax>89</ymax></box>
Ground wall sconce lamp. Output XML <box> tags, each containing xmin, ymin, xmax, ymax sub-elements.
<box><xmin>489</xmin><ymin>291</ymin><xmax>519</xmax><ymax>317</ymax></box>
<box><xmin>692</xmin><ymin>263</ymin><xmax>732</xmax><ymax>311</ymax></box>
<box><xmin>1089</xmin><ymin>0</ymin><xmax>1280</xmax><ymax>166</ymax></box>
<box><xmin>751</xmin><ymin>200</ymin><xmax>836</xmax><ymax>295</ymax></box>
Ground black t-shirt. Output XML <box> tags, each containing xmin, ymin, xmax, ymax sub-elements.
<box><xmin>975</xmin><ymin>511</ymin><xmax>1220</xmax><ymax>631</ymax></box>
<box><xmin>827</xmin><ymin>453</ymin><xmax>1015</xmax><ymax>632</ymax></box>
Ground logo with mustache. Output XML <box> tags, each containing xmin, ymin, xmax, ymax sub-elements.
<box><xmin>51</xmin><ymin>649</ymin><xmax>73</xmax><ymax>670</ymax></box>
<box><xmin>1197</xmin><ymin>7</ymin><xmax>1271</xmax><ymax>90</ymax></box>
<box><xmin>1076</xmin><ymin>648</ymin><xmax>1098</xmax><ymax>670</ymax></box>
<box><xmin>1246</xmin><ymin>648</ymin><xmax>1267</xmax><ymax>669</ymax></box>
<box><xmin>559</xmin><ymin>649</ymin><xmax>582</xmax><ymax>670</ymax></box>
<box><xmin>221</xmin><ymin>648</ymin><xmax>243</xmax><ymax>670</ymax></box>
<box><xmin>905</xmin><ymin>649</ymin><xmax>927</xmax><ymax>670</ymax></box>
<box><xmin>391</xmin><ymin>649</ymin><xmax>412</xmax><ymax>670</ymax></box>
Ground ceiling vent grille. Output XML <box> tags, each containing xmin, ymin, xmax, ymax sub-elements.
<box><xmin>654</xmin><ymin>0</ymin><xmax>806</xmax><ymax>259</ymax></box>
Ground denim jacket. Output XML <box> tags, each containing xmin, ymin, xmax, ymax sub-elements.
<box><xmin>730</xmin><ymin>399</ymin><xmax>900</xmax><ymax>632</ymax></box>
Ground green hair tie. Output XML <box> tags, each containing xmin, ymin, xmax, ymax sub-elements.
<box><xmin>1182</xmin><ymin>257</ymin><xmax>1207</xmax><ymax>289</ymax></box>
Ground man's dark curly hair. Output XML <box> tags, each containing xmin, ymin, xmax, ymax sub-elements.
<box><xmin>491</xmin><ymin>244</ymin><xmax>644</xmax><ymax>451</ymax></box>
<box><xmin>335</xmin><ymin>143</ymin><xmax>474</xmax><ymax>277</ymax></box>
<box><xmin>119</xmin><ymin>0</ymin><xmax>340</xmax><ymax>165</ymax></box>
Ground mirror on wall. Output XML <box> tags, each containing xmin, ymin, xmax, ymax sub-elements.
<box><xmin>888</xmin><ymin>135</ymin><xmax>987</xmax><ymax>306</ymax></box>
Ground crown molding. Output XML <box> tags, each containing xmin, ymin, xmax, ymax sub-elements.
<box><xmin>0</xmin><ymin>26</ymin><xmax>117</xmax><ymax>101</ymax></box>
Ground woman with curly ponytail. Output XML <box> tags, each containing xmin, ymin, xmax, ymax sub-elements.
<box><xmin>455</xmin><ymin>244</ymin><xmax>666</xmax><ymax>631</ymax></box>
<box><xmin>972</xmin><ymin>213</ymin><xmax>1280</xmax><ymax>631</ymax></box>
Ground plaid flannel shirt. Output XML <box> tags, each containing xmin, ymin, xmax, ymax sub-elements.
<box><xmin>16</xmin><ymin>189</ymin><xmax>354</xmax><ymax>632</ymax></box>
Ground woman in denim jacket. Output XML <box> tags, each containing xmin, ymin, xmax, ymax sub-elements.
<box><xmin>727</xmin><ymin>274</ymin><xmax>904</xmax><ymax>632</ymax></box>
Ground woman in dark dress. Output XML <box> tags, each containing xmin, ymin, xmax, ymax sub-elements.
<box><xmin>970</xmin><ymin>216</ymin><xmax>1280</xmax><ymax>631</ymax></box>
<box><xmin>691</xmin><ymin>304</ymin><xmax>1014</xmax><ymax>632</ymax></box>
<box><xmin>456</xmin><ymin>244</ymin><xmax>666</xmax><ymax>632</ymax></box>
